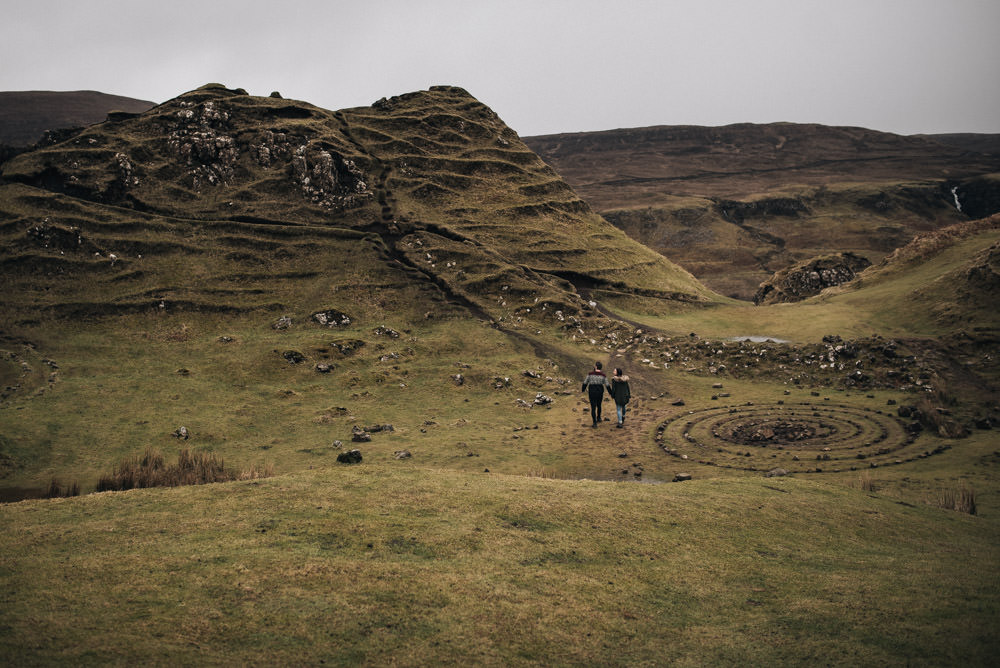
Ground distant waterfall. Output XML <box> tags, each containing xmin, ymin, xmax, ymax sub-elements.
<box><xmin>951</xmin><ymin>186</ymin><xmax>963</xmax><ymax>212</ymax></box>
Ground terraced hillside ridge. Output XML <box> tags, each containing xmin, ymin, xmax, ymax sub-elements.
<box><xmin>1</xmin><ymin>84</ymin><xmax>716</xmax><ymax>331</ymax></box>
<box><xmin>524</xmin><ymin>124</ymin><xmax>1000</xmax><ymax>299</ymax></box>
<box><xmin>0</xmin><ymin>90</ymin><xmax>156</xmax><ymax>147</ymax></box>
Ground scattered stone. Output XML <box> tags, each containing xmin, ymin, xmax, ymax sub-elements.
<box><xmin>176</xmin><ymin>368</ymin><xmax>190</xmax><ymax>376</ymax></box>
<box><xmin>311</xmin><ymin>309</ymin><xmax>352</xmax><ymax>327</ymax></box>
<box><xmin>282</xmin><ymin>350</ymin><xmax>305</xmax><ymax>364</ymax></box>
<box><xmin>332</xmin><ymin>440</ymin><xmax>343</xmax><ymax>448</ymax></box>
<box><xmin>451</xmin><ymin>374</ymin><xmax>465</xmax><ymax>386</ymax></box>
<box><xmin>331</xmin><ymin>339</ymin><xmax>365</xmax><ymax>356</ymax></box>
<box><xmin>524</xmin><ymin>370</ymin><xmax>540</xmax><ymax>378</ymax></box>
<box><xmin>173</xmin><ymin>426</ymin><xmax>190</xmax><ymax>440</ymax></box>
<box><xmin>617</xmin><ymin>452</ymin><xmax>628</xmax><ymax>458</ymax></box>
<box><xmin>272</xmin><ymin>316</ymin><xmax>293</xmax><ymax>330</ymax></box>
<box><xmin>337</xmin><ymin>449</ymin><xmax>362</xmax><ymax>464</ymax></box>
<box><xmin>672</xmin><ymin>399</ymin><xmax>686</xmax><ymax>406</ymax></box>
<box><xmin>365</xmin><ymin>424</ymin><xmax>394</xmax><ymax>433</ymax></box>
<box><xmin>393</xmin><ymin>450</ymin><xmax>412</xmax><ymax>460</ymax></box>
<box><xmin>315</xmin><ymin>363</ymin><xmax>333</xmax><ymax>373</ymax></box>
<box><xmin>351</xmin><ymin>426</ymin><xmax>372</xmax><ymax>442</ymax></box>
<box><xmin>533</xmin><ymin>393</ymin><xmax>553</xmax><ymax>406</ymax></box>
<box><xmin>217</xmin><ymin>336</ymin><xmax>235</xmax><ymax>343</ymax></box>
<box><xmin>712</xmin><ymin>383</ymin><xmax>723</xmax><ymax>389</ymax></box>
<box><xmin>765</xmin><ymin>468</ymin><xmax>789</xmax><ymax>477</ymax></box>
<box><xmin>673</xmin><ymin>473</ymin><xmax>692</xmax><ymax>482</ymax></box>
<box><xmin>373</xmin><ymin>325</ymin><xmax>400</xmax><ymax>338</ymax></box>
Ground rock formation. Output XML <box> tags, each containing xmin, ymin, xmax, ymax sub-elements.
<box><xmin>754</xmin><ymin>252</ymin><xmax>872</xmax><ymax>305</ymax></box>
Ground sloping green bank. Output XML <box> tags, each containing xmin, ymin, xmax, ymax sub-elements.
<box><xmin>2</xmin><ymin>466</ymin><xmax>996</xmax><ymax>665</ymax></box>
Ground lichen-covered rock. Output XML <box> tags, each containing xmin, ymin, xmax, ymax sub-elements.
<box><xmin>754</xmin><ymin>252</ymin><xmax>872</xmax><ymax>305</ymax></box>
<box><xmin>312</xmin><ymin>309</ymin><xmax>352</xmax><ymax>327</ymax></box>
<box><xmin>373</xmin><ymin>325</ymin><xmax>400</xmax><ymax>338</ymax></box>
<box><xmin>282</xmin><ymin>350</ymin><xmax>305</xmax><ymax>364</ymax></box>
<box><xmin>166</xmin><ymin>99</ymin><xmax>239</xmax><ymax>190</ymax></box>
<box><xmin>337</xmin><ymin>449</ymin><xmax>362</xmax><ymax>464</ymax></box>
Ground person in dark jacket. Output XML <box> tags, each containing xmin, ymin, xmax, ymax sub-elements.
<box><xmin>581</xmin><ymin>361</ymin><xmax>611</xmax><ymax>427</ymax></box>
<box><xmin>609</xmin><ymin>367</ymin><xmax>631</xmax><ymax>428</ymax></box>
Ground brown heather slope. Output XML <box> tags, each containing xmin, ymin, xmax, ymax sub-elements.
<box><xmin>0</xmin><ymin>90</ymin><xmax>156</xmax><ymax>146</ymax></box>
<box><xmin>524</xmin><ymin>124</ymin><xmax>1000</xmax><ymax>299</ymax></box>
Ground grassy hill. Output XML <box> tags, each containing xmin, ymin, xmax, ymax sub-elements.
<box><xmin>524</xmin><ymin>124</ymin><xmax>1000</xmax><ymax>299</ymax></box>
<box><xmin>1</xmin><ymin>85</ymin><xmax>998</xmax><ymax>664</ymax></box>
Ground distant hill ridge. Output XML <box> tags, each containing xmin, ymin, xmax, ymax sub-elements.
<box><xmin>0</xmin><ymin>90</ymin><xmax>156</xmax><ymax>146</ymax></box>
<box><xmin>524</xmin><ymin>123</ymin><xmax>1000</xmax><ymax>299</ymax></box>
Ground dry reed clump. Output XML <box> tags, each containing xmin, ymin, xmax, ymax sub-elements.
<box><xmin>854</xmin><ymin>472</ymin><xmax>877</xmax><ymax>493</ymax></box>
<box><xmin>936</xmin><ymin>487</ymin><xmax>977</xmax><ymax>515</ymax></box>
<box><xmin>46</xmin><ymin>478</ymin><xmax>80</xmax><ymax>498</ymax></box>
<box><xmin>95</xmin><ymin>448</ymin><xmax>272</xmax><ymax>492</ymax></box>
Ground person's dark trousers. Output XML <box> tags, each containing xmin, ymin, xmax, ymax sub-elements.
<box><xmin>590</xmin><ymin>397</ymin><xmax>602</xmax><ymax>425</ymax></box>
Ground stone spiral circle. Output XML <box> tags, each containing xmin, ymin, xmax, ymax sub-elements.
<box><xmin>655</xmin><ymin>401</ymin><xmax>947</xmax><ymax>473</ymax></box>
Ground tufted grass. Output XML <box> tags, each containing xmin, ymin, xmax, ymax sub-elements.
<box><xmin>1</xmin><ymin>467</ymin><xmax>997</xmax><ymax>665</ymax></box>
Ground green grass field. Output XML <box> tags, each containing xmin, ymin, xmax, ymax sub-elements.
<box><xmin>2</xmin><ymin>298</ymin><xmax>998</xmax><ymax>664</ymax></box>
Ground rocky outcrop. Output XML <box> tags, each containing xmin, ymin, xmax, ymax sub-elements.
<box><xmin>754</xmin><ymin>252</ymin><xmax>871</xmax><ymax>305</ymax></box>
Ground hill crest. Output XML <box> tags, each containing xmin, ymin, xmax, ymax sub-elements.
<box><xmin>0</xmin><ymin>83</ymin><xmax>715</xmax><ymax>335</ymax></box>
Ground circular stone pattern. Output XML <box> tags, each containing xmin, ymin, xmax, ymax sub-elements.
<box><xmin>655</xmin><ymin>402</ymin><xmax>949</xmax><ymax>473</ymax></box>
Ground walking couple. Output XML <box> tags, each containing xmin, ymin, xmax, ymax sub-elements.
<box><xmin>581</xmin><ymin>361</ymin><xmax>631</xmax><ymax>428</ymax></box>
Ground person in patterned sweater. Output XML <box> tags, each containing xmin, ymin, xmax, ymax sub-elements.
<box><xmin>581</xmin><ymin>361</ymin><xmax>611</xmax><ymax>427</ymax></box>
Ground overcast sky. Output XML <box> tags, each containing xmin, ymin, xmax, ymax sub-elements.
<box><xmin>3</xmin><ymin>0</ymin><xmax>998</xmax><ymax>137</ymax></box>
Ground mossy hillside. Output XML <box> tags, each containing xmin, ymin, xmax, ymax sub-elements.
<box><xmin>340</xmin><ymin>90</ymin><xmax>713</xmax><ymax>304</ymax></box>
<box><xmin>610</xmin><ymin>217</ymin><xmax>1000</xmax><ymax>343</ymax></box>
<box><xmin>1</xmin><ymin>84</ymin><xmax>719</xmax><ymax>326</ymax></box>
<box><xmin>821</xmin><ymin>215</ymin><xmax>1000</xmax><ymax>335</ymax></box>
<box><xmin>1</xmin><ymin>467</ymin><xmax>996</xmax><ymax>666</ymax></box>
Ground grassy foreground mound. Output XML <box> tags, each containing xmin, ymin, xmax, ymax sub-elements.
<box><xmin>2</xmin><ymin>466</ymin><xmax>996</xmax><ymax>666</ymax></box>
